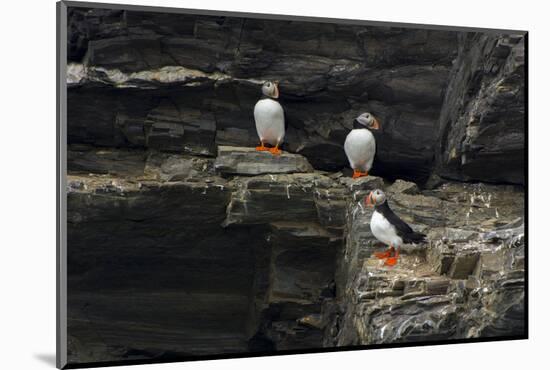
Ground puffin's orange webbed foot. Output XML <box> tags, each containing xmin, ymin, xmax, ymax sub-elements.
<box><xmin>256</xmin><ymin>144</ymin><xmax>269</xmax><ymax>152</ymax></box>
<box><xmin>384</xmin><ymin>247</ymin><xmax>400</xmax><ymax>266</ymax></box>
<box><xmin>269</xmin><ymin>146</ymin><xmax>282</xmax><ymax>155</ymax></box>
<box><xmin>373</xmin><ymin>249</ymin><xmax>393</xmax><ymax>259</ymax></box>
<box><xmin>352</xmin><ymin>170</ymin><xmax>369</xmax><ymax>179</ymax></box>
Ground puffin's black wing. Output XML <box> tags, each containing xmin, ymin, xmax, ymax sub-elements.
<box><xmin>376</xmin><ymin>202</ymin><xmax>426</xmax><ymax>243</ymax></box>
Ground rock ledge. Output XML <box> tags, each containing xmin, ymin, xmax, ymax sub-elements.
<box><xmin>214</xmin><ymin>146</ymin><xmax>314</xmax><ymax>176</ymax></box>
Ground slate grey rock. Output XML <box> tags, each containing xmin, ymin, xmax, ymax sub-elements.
<box><xmin>326</xmin><ymin>179</ymin><xmax>525</xmax><ymax>347</ymax></box>
<box><xmin>68</xmin><ymin>146</ymin><xmax>147</xmax><ymax>177</ymax></box>
<box><xmin>66</xmin><ymin>174</ymin><xmax>254</xmax><ymax>361</ymax></box>
<box><xmin>214</xmin><ymin>146</ymin><xmax>314</xmax><ymax>176</ymax></box>
<box><xmin>222</xmin><ymin>173</ymin><xmax>346</xmax><ymax>228</ymax></box>
<box><xmin>145</xmin><ymin>100</ymin><xmax>216</xmax><ymax>156</ymax></box>
<box><xmin>447</xmin><ymin>249</ymin><xmax>481</xmax><ymax>279</ymax></box>
<box><xmin>388</xmin><ymin>179</ymin><xmax>420</xmax><ymax>195</ymax></box>
<box><xmin>436</xmin><ymin>33</ymin><xmax>525</xmax><ymax>185</ymax></box>
<box><xmin>338</xmin><ymin>176</ymin><xmax>385</xmax><ymax>193</ymax></box>
<box><xmin>144</xmin><ymin>152</ymin><xmax>213</xmax><ymax>182</ymax></box>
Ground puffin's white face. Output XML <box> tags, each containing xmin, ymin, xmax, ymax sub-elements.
<box><xmin>262</xmin><ymin>81</ymin><xmax>279</xmax><ymax>99</ymax></box>
<box><xmin>366</xmin><ymin>189</ymin><xmax>386</xmax><ymax>207</ymax></box>
<box><xmin>356</xmin><ymin>112</ymin><xmax>380</xmax><ymax>130</ymax></box>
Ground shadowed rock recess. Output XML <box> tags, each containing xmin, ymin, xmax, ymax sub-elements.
<box><xmin>66</xmin><ymin>7</ymin><xmax>526</xmax><ymax>364</ymax></box>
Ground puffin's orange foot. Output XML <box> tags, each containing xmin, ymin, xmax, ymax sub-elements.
<box><xmin>269</xmin><ymin>147</ymin><xmax>282</xmax><ymax>155</ymax></box>
<box><xmin>256</xmin><ymin>145</ymin><xmax>269</xmax><ymax>152</ymax></box>
<box><xmin>384</xmin><ymin>257</ymin><xmax>399</xmax><ymax>266</ymax></box>
<box><xmin>352</xmin><ymin>170</ymin><xmax>369</xmax><ymax>179</ymax></box>
<box><xmin>373</xmin><ymin>249</ymin><xmax>392</xmax><ymax>259</ymax></box>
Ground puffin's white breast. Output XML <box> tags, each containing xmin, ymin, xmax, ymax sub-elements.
<box><xmin>370</xmin><ymin>210</ymin><xmax>403</xmax><ymax>247</ymax></box>
<box><xmin>344</xmin><ymin>129</ymin><xmax>376</xmax><ymax>172</ymax></box>
<box><xmin>254</xmin><ymin>99</ymin><xmax>285</xmax><ymax>146</ymax></box>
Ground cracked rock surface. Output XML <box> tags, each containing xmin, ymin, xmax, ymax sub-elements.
<box><xmin>324</xmin><ymin>180</ymin><xmax>524</xmax><ymax>346</ymax></box>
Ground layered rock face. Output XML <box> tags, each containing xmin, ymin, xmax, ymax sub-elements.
<box><xmin>435</xmin><ymin>33</ymin><xmax>525</xmax><ymax>185</ymax></box>
<box><xmin>67</xmin><ymin>7</ymin><xmax>462</xmax><ymax>183</ymax></box>
<box><xmin>67</xmin><ymin>149</ymin><xmax>346</xmax><ymax>361</ymax></box>
<box><xmin>65</xmin><ymin>6</ymin><xmax>526</xmax><ymax>365</ymax></box>
<box><xmin>325</xmin><ymin>181</ymin><xmax>524</xmax><ymax>346</ymax></box>
<box><xmin>66</xmin><ymin>148</ymin><xmax>525</xmax><ymax>362</ymax></box>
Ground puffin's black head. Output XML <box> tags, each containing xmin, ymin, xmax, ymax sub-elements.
<box><xmin>354</xmin><ymin>112</ymin><xmax>380</xmax><ymax>130</ymax></box>
<box><xmin>262</xmin><ymin>81</ymin><xmax>279</xmax><ymax>99</ymax></box>
<box><xmin>366</xmin><ymin>189</ymin><xmax>386</xmax><ymax>207</ymax></box>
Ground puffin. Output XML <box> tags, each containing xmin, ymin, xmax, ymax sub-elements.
<box><xmin>365</xmin><ymin>189</ymin><xmax>426</xmax><ymax>266</ymax></box>
<box><xmin>254</xmin><ymin>81</ymin><xmax>285</xmax><ymax>155</ymax></box>
<box><xmin>344</xmin><ymin>112</ymin><xmax>380</xmax><ymax>178</ymax></box>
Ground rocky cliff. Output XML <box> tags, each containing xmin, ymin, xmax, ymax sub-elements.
<box><xmin>436</xmin><ymin>33</ymin><xmax>525</xmax><ymax>184</ymax></box>
<box><xmin>65</xmin><ymin>6</ymin><xmax>526</xmax><ymax>365</ymax></box>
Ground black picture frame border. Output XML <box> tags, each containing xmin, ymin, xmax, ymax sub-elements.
<box><xmin>56</xmin><ymin>1</ymin><xmax>529</xmax><ymax>369</ymax></box>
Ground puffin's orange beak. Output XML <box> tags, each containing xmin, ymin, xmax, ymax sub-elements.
<box><xmin>371</xmin><ymin>117</ymin><xmax>380</xmax><ymax>130</ymax></box>
<box><xmin>365</xmin><ymin>192</ymin><xmax>374</xmax><ymax>207</ymax></box>
<box><xmin>273</xmin><ymin>83</ymin><xmax>280</xmax><ymax>99</ymax></box>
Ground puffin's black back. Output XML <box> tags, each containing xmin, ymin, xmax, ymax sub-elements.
<box><xmin>375</xmin><ymin>201</ymin><xmax>426</xmax><ymax>243</ymax></box>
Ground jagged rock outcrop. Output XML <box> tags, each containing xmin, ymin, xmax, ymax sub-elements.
<box><xmin>64</xmin><ymin>5</ymin><xmax>526</xmax><ymax>366</ymax></box>
<box><xmin>214</xmin><ymin>146</ymin><xmax>314</xmax><ymax>176</ymax></box>
<box><xmin>324</xmin><ymin>181</ymin><xmax>524</xmax><ymax>346</ymax></box>
<box><xmin>436</xmin><ymin>33</ymin><xmax>525</xmax><ymax>184</ymax></box>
